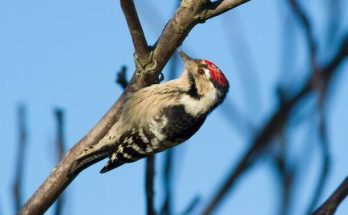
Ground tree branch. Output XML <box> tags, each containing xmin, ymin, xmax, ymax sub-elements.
<box><xmin>160</xmin><ymin>150</ymin><xmax>173</xmax><ymax>215</ymax></box>
<box><xmin>312</xmin><ymin>176</ymin><xmax>348</xmax><ymax>215</ymax></box>
<box><xmin>13</xmin><ymin>104</ymin><xmax>28</xmax><ymax>212</ymax></box>
<box><xmin>288</xmin><ymin>0</ymin><xmax>317</xmax><ymax>69</ymax></box>
<box><xmin>54</xmin><ymin>109</ymin><xmax>66</xmax><ymax>215</ymax></box>
<box><xmin>18</xmin><ymin>92</ymin><xmax>129</xmax><ymax>215</ymax></box>
<box><xmin>203</xmin><ymin>0</ymin><xmax>250</xmax><ymax>20</ymax></box>
<box><xmin>306</xmin><ymin>77</ymin><xmax>331</xmax><ymax>214</ymax></box>
<box><xmin>272</xmin><ymin>132</ymin><xmax>294</xmax><ymax>215</ymax></box>
<box><xmin>180</xmin><ymin>196</ymin><xmax>201</xmax><ymax>215</ymax></box>
<box><xmin>120</xmin><ymin>0</ymin><xmax>150</xmax><ymax>60</ymax></box>
<box><xmin>145</xmin><ymin>156</ymin><xmax>156</xmax><ymax>215</ymax></box>
<box><xmin>18</xmin><ymin>1</ymin><xmax>250</xmax><ymax>214</ymax></box>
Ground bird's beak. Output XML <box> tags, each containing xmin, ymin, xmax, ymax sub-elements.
<box><xmin>179</xmin><ymin>51</ymin><xmax>193</xmax><ymax>63</ymax></box>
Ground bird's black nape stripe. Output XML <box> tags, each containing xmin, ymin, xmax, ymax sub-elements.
<box><xmin>187</xmin><ymin>72</ymin><xmax>201</xmax><ymax>99</ymax></box>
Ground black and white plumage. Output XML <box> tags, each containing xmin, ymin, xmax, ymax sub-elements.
<box><xmin>77</xmin><ymin>51</ymin><xmax>229</xmax><ymax>173</ymax></box>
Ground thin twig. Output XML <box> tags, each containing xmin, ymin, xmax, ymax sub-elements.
<box><xmin>325</xmin><ymin>0</ymin><xmax>341</xmax><ymax>51</ymax></box>
<box><xmin>277</xmin><ymin>2</ymin><xmax>297</xmax><ymax>95</ymax></box>
<box><xmin>312</xmin><ymin>176</ymin><xmax>348</xmax><ymax>215</ymax></box>
<box><xmin>306</xmin><ymin>110</ymin><xmax>330</xmax><ymax>214</ymax></box>
<box><xmin>13</xmin><ymin>104</ymin><xmax>28</xmax><ymax>212</ymax></box>
<box><xmin>120</xmin><ymin>0</ymin><xmax>149</xmax><ymax>60</ymax></box>
<box><xmin>272</xmin><ymin>131</ymin><xmax>294</xmax><ymax>215</ymax></box>
<box><xmin>203</xmin><ymin>0</ymin><xmax>251</xmax><ymax>20</ymax></box>
<box><xmin>54</xmin><ymin>109</ymin><xmax>66</xmax><ymax>215</ymax></box>
<box><xmin>160</xmin><ymin>151</ymin><xmax>173</xmax><ymax>215</ymax></box>
<box><xmin>202</xmin><ymin>37</ymin><xmax>348</xmax><ymax>215</ymax></box>
<box><xmin>116</xmin><ymin>66</ymin><xmax>128</xmax><ymax>89</ymax></box>
<box><xmin>288</xmin><ymin>0</ymin><xmax>317</xmax><ymax>70</ymax></box>
<box><xmin>305</xmin><ymin>65</ymin><xmax>331</xmax><ymax>213</ymax></box>
<box><xmin>146</xmin><ymin>156</ymin><xmax>156</xmax><ymax>215</ymax></box>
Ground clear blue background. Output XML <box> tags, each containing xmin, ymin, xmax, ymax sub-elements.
<box><xmin>1</xmin><ymin>0</ymin><xmax>348</xmax><ymax>214</ymax></box>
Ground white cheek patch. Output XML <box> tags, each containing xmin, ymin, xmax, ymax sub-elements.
<box><xmin>180</xmin><ymin>82</ymin><xmax>217</xmax><ymax>116</ymax></box>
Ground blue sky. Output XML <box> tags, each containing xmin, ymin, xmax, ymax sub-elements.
<box><xmin>1</xmin><ymin>0</ymin><xmax>348</xmax><ymax>214</ymax></box>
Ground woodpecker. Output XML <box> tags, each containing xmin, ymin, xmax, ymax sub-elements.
<box><xmin>76</xmin><ymin>51</ymin><xmax>229</xmax><ymax>173</ymax></box>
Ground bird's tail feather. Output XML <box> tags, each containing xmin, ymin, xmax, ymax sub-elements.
<box><xmin>74</xmin><ymin>145</ymin><xmax>111</xmax><ymax>174</ymax></box>
<box><xmin>100</xmin><ymin>157</ymin><xmax>124</xmax><ymax>173</ymax></box>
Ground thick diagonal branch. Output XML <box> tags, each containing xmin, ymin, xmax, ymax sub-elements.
<box><xmin>18</xmin><ymin>94</ymin><xmax>129</xmax><ymax>215</ymax></box>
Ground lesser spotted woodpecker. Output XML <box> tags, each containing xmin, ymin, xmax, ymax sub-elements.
<box><xmin>77</xmin><ymin>51</ymin><xmax>229</xmax><ymax>173</ymax></box>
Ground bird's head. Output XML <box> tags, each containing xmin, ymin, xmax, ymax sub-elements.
<box><xmin>178</xmin><ymin>51</ymin><xmax>229</xmax><ymax>113</ymax></box>
<box><xmin>179</xmin><ymin>51</ymin><xmax>229</xmax><ymax>91</ymax></box>
<box><xmin>179</xmin><ymin>51</ymin><xmax>229</xmax><ymax>95</ymax></box>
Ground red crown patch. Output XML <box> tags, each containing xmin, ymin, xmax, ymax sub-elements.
<box><xmin>202</xmin><ymin>60</ymin><xmax>229</xmax><ymax>87</ymax></box>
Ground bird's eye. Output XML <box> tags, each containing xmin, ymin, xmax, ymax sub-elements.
<box><xmin>198</xmin><ymin>69</ymin><xmax>205</xmax><ymax>75</ymax></box>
